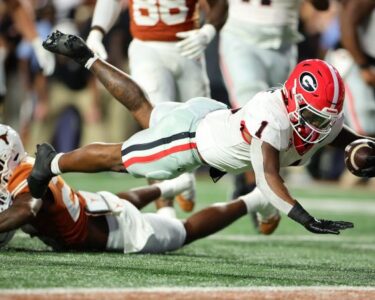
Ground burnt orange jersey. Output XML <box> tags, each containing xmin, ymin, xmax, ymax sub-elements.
<box><xmin>7</xmin><ymin>159</ymin><xmax>89</xmax><ymax>250</ymax></box>
<box><xmin>129</xmin><ymin>0</ymin><xmax>199</xmax><ymax>41</ymax></box>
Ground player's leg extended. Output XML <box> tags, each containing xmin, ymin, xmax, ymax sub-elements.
<box><xmin>129</xmin><ymin>39</ymin><xmax>178</xmax><ymax>217</ymax></box>
<box><xmin>116</xmin><ymin>173</ymin><xmax>194</xmax><ymax>210</ymax></box>
<box><xmin>27</xmin><ymin>142</ymin><xmax>125</xmax><ymax>198</ymax></box>
<box><xmin>42</xmin><ymin>31</ymin><xmax>153</xmax><ymax>129</ymax></box>
<box><xmin>183</xmin><ymin>199</ymin><xmax>247</xmax><ymax>244</ymax></box>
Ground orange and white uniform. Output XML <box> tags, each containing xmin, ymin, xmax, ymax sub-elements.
<box><xmin>7</xmin><ymin>158</ymin><xmax>186</xmax><ymax>253</ymax></box>
<box><xmin>89</xmin><ymin>0</ymin><xmax>211</xmax><ymax>104</ymax></box>
<box><xmin>128</xmin><ymin>0</ymin><xmax>210</xmax><ymax>104</ymax></box>
<box><xmin>129</xmin><ymin>0</ymin><xmax>199</xmax><ymax>42</ymax></box>
<box><xmin>7</xmin><ymin>160</ymin><xmax>89</xmax><ymax>250</ymax></box>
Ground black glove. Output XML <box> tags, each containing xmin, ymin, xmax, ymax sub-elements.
<box><xmin>42</xmin><ymin>30</ymin><xmax>95</xmax><ymax>67</ymax></box>
<box><xmin>358</xmin><ymin>140</ymin><xmax>375</xmax><ymax>177</ymax></box>
<box><xmin>288</xmin><ymin>202</ymin><xmax>354</xmax><ymax>234</ymax></box>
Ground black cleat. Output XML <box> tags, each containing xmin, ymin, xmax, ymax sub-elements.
<box><xmin>27</xmin><ymin>143</ymin><xmax>57</xmax><ymax>198</ymax></box>
<box><xmin>42</xmin><ymin>30</ymin><xmax>94</xmax><ymax>67</ymax></box>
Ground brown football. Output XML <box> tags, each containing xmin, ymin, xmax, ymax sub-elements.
<box><xmin>344</xmin><ymin>139</ymin><xmax>374</xmax><ymax>176</ymax></box>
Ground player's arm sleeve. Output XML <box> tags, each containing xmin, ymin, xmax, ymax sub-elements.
<box><xmin>250</xmin><ymin>138</ymin><xmax>296</xmax><ymax>215</ymax></box>
<box><xmin>91</xmin><ymin>0</ymin><xmax>122</xmax><ymax>34</ymax></box>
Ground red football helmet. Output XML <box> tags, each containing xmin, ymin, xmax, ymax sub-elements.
<box><xmin>283</xmin><ymin>59</ymin><xmax>345</xmax><ymax>144</ymax></box>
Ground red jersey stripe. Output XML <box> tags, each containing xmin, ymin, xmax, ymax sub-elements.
<box><xmin>124</xmin><ymin>142</ymin><xmax>197</xmax><ymax>168</ymax></box>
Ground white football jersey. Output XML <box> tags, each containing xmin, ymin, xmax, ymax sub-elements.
<box><xmin>196</xmin><ymin>89</ymin><xmax>344</xmax><ymax>174</ymax></box>
<box><xmin>222</xmin><ymin>0</ymin><xmax>304</xmax><ymax>48</ymax></box>
<box><xmin>227</xmin><ymin>0</ymin><xmax>302</xmax><ymax>26</ymax></box>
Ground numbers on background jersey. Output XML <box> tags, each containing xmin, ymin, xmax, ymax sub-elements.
<box><xmin>133</xmin><ymin>0</ymin><xmax>189</xmax><ymax>26</ymax></box>
<box><xmin>242</xmin><ymin>0</ymin><xmax>272</xmax><ymax>5</ymax></box>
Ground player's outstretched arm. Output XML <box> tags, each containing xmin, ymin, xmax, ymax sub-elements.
<box><xmin>250</xmin><ymin>138</ymin><xmax>354</xmax><ymax>234</ymax></box>
<box><xmin>0</xmin><ymin>193</ymin><xmax>41</xmax><ymax>233</ymax></box>
<box><xmin>42</xmin><ymin>31</ymin><xmax>153</xmax><ymax>129</ymax></box>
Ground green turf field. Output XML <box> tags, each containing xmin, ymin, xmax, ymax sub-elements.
<box><xmin>0</xmin><ymin>173</ymin><xmax>374</xmax><ymax>288</ymax></box>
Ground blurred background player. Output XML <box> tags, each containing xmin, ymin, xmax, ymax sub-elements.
<box><xmin>0</xmin><ymin>124</ymin><xmax>280</xmax><ymax>252</ymax></box>
<box><xmin>0</xmin><ymin>0</ymin><xmax>55</xmax><ymax>131</ymax></box>
<box><xmin>218</xmin><ymin>0</ymin><xmax>330</xmax><ymax>210</ymax></box>
<box><xmin>326</xmin><ymin>0</ymin><xmax>375</xmax><ymax>137</ymax></box>
<box><xmin>324</xmin><ymin>0</ymin><xmax>375</xmax><ymax>186</ymax></box>
<box><xmin>85</xmin><ymin>0</ymin><xmax>228</xmax><ymax>218</ymax></box>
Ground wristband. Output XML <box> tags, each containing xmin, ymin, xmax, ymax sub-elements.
<box><xmin>287</xmin><ymin>202</ymin><xmax>313</xmax><ymax>226</ymax></box>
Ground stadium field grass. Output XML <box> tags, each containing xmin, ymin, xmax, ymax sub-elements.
<box><xmin>0</xmin><ymin>172</ymin><xmax>374</xmax><ymax>289</ymax></box>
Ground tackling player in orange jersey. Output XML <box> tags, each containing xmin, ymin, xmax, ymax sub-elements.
<box><xmin>0</xmin><ymin>124</ymin><xmax>279</xmax><ymax>252</ymax></box>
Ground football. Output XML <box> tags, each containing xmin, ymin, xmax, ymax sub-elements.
<box><xmin>0</xmin><ymin>230</ymin><xmax>16</xmax><ymax>249</ymax></box>
<box><xmin>344</xmin><ymin>139</ymin><xmax>375</xmax><ymax>176</ymax></box>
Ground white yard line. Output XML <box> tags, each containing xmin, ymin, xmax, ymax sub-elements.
<box><xmin>1</xmin><ymin>286</ymin><xmax>375</xmax><ymax>293</ymax></box>
<box><xmin>209</xmin><ymin>234</ymin><xmax>375</xmax><ymax>243</ymax></box>
<box><xmin>299</xmin><ymin>198</ymin><xmax>375</xmax><ymax>214</ymax></box>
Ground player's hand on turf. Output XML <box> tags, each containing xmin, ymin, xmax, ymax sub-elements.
<box><xmin>86</xmin><ymin>29</ymin><xmax>108</xmax><ymax>60</ymax></box>
<box><xmin>42</xmin><ymin>30</ymin><xmax>95</xmax><ymax>67</ymax></box>
<box><xmin>32</xmin><ymin>37</ymin><xmax>56</xmax><ymax>76</ymax></box>
<box><xmin>288</xmin><ymin>201</ymin><xmax>354</xmax><ymax>234</ymax></box>
<box><xmin>358</xmin><ymin>140</ymin><xmax>375</xmax><ymax>177</ymax></box>
<box><xmin>176</xmin><ymin>24</ymin><xmax>216</xmax><ymax>60</ymax></box>
<box><xmin>304</xmin><ymin>218</ymin><xmax>354</xmax><ymax>235</ymax></box>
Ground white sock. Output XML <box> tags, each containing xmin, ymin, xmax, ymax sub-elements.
<box><xmin>50</xmin><ymin>153</ymin><xmax>64</xmax><ymax>175</ymax></box>
<box><xmin>239</xmin><ymin>187</ymin><xmax>278</xmax><ymax>220</ymax></box>
<box><xmin>156</xmin><ymin>207</ymin><xmax>177</xmax><ymax>219</ymax></box>
<box><xmin>85</xmin><ymin>55</ymin><xmax>99</xmax><ymax>70</ymax></box>
<box><xmin>153</xmin><ymin>173</ymin><xmax>194</xmax><ymax>199</ymax></box>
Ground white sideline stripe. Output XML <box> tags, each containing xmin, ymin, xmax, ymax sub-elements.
<box><xmin>1</xmin><ymin>286</ymin><xmax>375</xmax><ymax>293</ymax></box>
<box><xmin>299</xmin><ymin>198</ymin><xmax>375</xmax><ymax>214</ymax></box>
<box><xmin>209</xmin><ymin>234</ymin><xmax>375</xmax><ymax>243</ymax></box>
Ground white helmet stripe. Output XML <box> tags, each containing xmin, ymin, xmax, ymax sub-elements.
<box><xmin>324</xmin><ymin>61</ymin><xmax>339</xmax><ymax>108</ymax></box>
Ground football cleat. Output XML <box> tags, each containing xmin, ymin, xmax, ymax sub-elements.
<box><xmin>27</xmin><ymin>143</ymin><xmax>57</xmax><ymax>199</ymax></box>
<box><xmin>42</xmin><ymin>30</ymin><xmax>95</xmax><ymax>67</ymax></box>
<box><xmin>175</xmin><ymin>173</ymin><xmax>196</xmax><ymax>212</ymax></box>
<box><xmin>256</xmin><ymin>212</ymin><xmax>281</xmax><ymax>235</ymax></box>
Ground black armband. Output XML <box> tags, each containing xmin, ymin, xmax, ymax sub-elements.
<box><xmin>287</xmin><ymin>202</ymin><xmax>314</xmax><ymax>226</ymax></box>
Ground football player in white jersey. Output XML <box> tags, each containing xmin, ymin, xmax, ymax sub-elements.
<box><xmin>85</xmin><ymin>0</ymin><xmax>228</xmax><ymax>217</ymax></box>
<box><xmin>28</xmin><ymin>32</ymin><xmax>374</xmax><ymax>235</ymax></box>
<box><xmin>219</xmin><ymin>0</ymin><xmax>329</xmax><ymax>204</ymax></box>
<box><xmin>326</xmin><ymin>0</ymin><xmax>375</xmax><ymax>136</ymax></box>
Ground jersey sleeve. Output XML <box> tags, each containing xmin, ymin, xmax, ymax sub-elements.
<box><xmin>7</xmin><ymin>162</ymin><xmax>32</xmax><ymax>198</ymax></box>
<box><xmin>241</xmin><ymin>91</ymin><xmax>291</xmax><ymax>151</ymax></box>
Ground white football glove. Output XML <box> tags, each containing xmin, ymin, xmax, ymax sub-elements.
<box><xmin>32</xmin><ymin>37</ymin><xmax>56</xmax><ymax>76</ymax></box>
<box><xmin>86</xmin><ymin>29</ymin><xmax>108</xmax><ymax>60</ymax></box>
<box><xmin>176</xmin><ymin>24</ymin><xmax>216</xmax><ymax>60</ymax></box>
